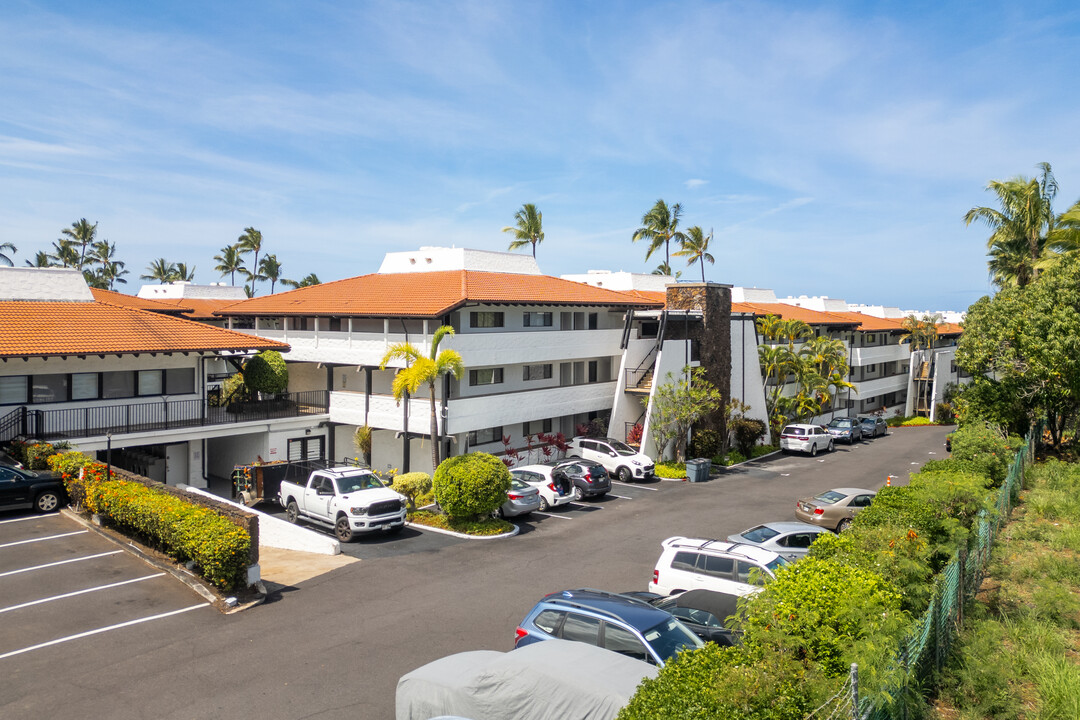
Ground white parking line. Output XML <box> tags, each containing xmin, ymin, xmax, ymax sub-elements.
<box><xmin>532</xmin><ymin>511</ymin><xmax>573</xmax><ymax>520</ymax></box>
<box><xmin>611</xmin><ymin>481</ymin><xmax>658</xmax><ymax>491</ymax></box>
<box><xmin>0</xmin><ymin>530</ymin><xmax>87</xmax><ymax>549</ymax></box>
<box><xmin>0</xmin><ymin>573</ymin><xmax>166</xmax><ymax>615</ymax></box>
<box><xmin>0</xmin><ymin>550</ymin><xmax>123</xmax><ymax>578</ymax></box>
<box><xmin>0</xmin><ymin>514</ymin><xmax>60</xmax><ymax>525</ymax></box>
<box><xmin>607</xmin><ymin>493</ymin><xmax>632</xmax><ymax>500</ymax></box>
<box><xmin>658</xmin><ymin>477</ymin><xmax>686</xmax><ymax>482</ymax></box>
<box><xmin>566</xmin><ymin>502</ymin><xmax>601</xmax><ymax>509</ymax></box>
<box><xmin>0</xmin><ymin>603</ymin><xmax>211</xmax><ymax>660</ymax></box>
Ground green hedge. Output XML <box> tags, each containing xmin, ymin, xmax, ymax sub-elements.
<box><xmin>48</xmin><ymin>451</ymin><xmax>251</xmax><ymax>590</ymax></box>
<box><xmin>619</xmin><ymin>423</ymin><xmax>1025</xmax><ymax>719</ymax></box>
<box><xmin>432</xmin><ymin>452</ymin><xmax>510</xmax><ymax>519</ymax></box>
<box><xmin>392</xmin><ymin>471</ymin><xmax>432</xmax><ymax>512</ymax></box>
<box><xmin>655</xmin><ymin>461</ymin><xmax>687</xmax><ymax>479</ymax></box>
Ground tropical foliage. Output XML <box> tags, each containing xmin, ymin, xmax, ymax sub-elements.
<box><xmin>672</xmin><ymin>225</ymin><xmax>715</xmax><ymax>282</ymax></box>
<box><xmin>380</xmin><ymin>325</ymin><xmax>465</xmax><ymax>470</ymax></box>
<box><xmin>237</xmin><ymin>226</ymin><xmax>264</xmax><ymax>295</ymax></box>
<box><xmin>648</xmin><ymin>366</ymin><xmax>723</xmax><ymax>462</ymax></box>
<box><xmin>0</xmin><ymin>240</ymin><xmax>15</xmax><ymax>266</ymax></box>
<box><xmin>502</xmin><ymin>203</ymin><xmax>544</xmax><ymax>257</ymax></box>
<box><xmin>756</xmin><ymin>314</ymin><xmax>853</xmax><ymax>436</ymax></box>
<box><xmin>213</xmin><ymin>244</ymin><xmax>245</xmax><ymax>285</ymax></box>
<box><xmin>633</xmin><ymin>199</ymin><xmax>687</xmax><ymax>268</ymax></box>
<box><xmin>431</xmin><ymin>452</ymin><xmax>510</xmax><ymax>520</ymax></box>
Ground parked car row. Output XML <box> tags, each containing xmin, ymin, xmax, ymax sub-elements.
<box><xmin>780</xmin><ymin>416</ymin><xmax>889</xmax><ymax>455</ymax></box>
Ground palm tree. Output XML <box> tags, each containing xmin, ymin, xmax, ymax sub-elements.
<box><xmin>174</xmin><ymin>263</ymin><xmax>196</xmax><ymax>282</ymax></box>
<box><xmin>25</xmin><ymin>251</ymin><xmax>53</xmax><ymax>268</ymax></box>
<box><xmin>0</xmin><ymin>241</ymin><xmax>15</xmax><ymax>267</ymax></box>
<box><xmin>651</xmin><ymin>262</ymin><xmax>681</xmax><ymax>279</ymax></box>
<box><xmin>673</xmin><ymin>226</ymin><xmax>715</xmax><ymax>282</ymax></box>
<box><xmin>964</xmin><ymin>162</ymin><xmax>1058</xmax><ymax>287</ymax></box>
<box><xmin>380</xmin><ymin>326</ymin><xmax>465</xmax><ymax>471</ymax></box>
<box><xmin>141</xmin><ymin>258</ymin><xmax>178</xmax><ymax>283</ymax></box>
<box><xmin>502</xmin><ymin>204</ymin><xmax>544</xmax><ymax>258</ymax></box>
<box><xmin>89</xmin><ymin>240</ymin><xmax>128</xmax><ymax>289</ymax></box>
<box><xmin>281</xmin><ymin>273</ymin><xmax>321</xmax><ymax>289</ymax></box>
<box><xmin>61</xmin><ymin>218</ymin><xmax>98</xmax><ymax>269</ymax></box>
<box><xmin>258</xmin><ymin>254</ymin><xmax>283</xmax><ymax>294</ymax></box>
<box><xmin>237</xmin><ymin>227</ymin><xmax>264</xmax><ymax>295</ymax></box>
<box><xmin>213</xmin><ymin>244</ymin><xmax>245</xmax><ymax>286</ymax></box>
<box><xmin>633</xmin><ymin>199</ymin><xmax>687</xmax><ymax>269</ymax></box>
<box><xmin>50</xmin><ymin>238</ymin><xmax>79</xmax><ymax>268</ymax></box>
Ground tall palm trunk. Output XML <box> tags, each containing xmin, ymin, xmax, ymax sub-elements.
<box><xmin>428</xmin><ymin>381</ymin><xmax>440</xmax><ymax>470</ymax></box>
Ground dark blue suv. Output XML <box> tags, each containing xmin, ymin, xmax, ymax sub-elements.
<box><xmin>513</xmin><ymin>589</ymin><xmax>703</xmax><ymax>666</ymax></box>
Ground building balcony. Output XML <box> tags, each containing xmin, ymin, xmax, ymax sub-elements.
<box><xmin>850</xmin><ymin>344</ymin><xmax>910</xmax><ymax>366</ymax></box>
<box><xmin>850</xmin><ymin>374</ymin><xmax>908</xmax><ymax>397</ymax></box>
<box><xmin>0</xmin><ymin>391</ymin><xmax>329</xmax><ymax>443</ymax></box>
<box><xmin>329</xmin><ymin>391</ymin><xmax>434</xmax><ymax>435</ymax></box>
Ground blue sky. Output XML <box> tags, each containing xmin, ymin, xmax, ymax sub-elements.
<box><xmin>2</xmin><ymin>1</ymin><xmax>1079</xmax><ymax>310</ymax></box>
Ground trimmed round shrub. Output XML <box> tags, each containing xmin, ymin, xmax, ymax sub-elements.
<box><xmin>730</xmin><ymin>417</ymin><xmax>767</xmax><ymax>456</ymax></box>
<box><xmin>243</xmin><ymin>350</ymin><xmax>288</xmax><ymax>394</ymax></box>
<box><xmin>392</xmin><ymin>471</ymin><xmax>432</xmax><ymax>511</ymax></box>
<box><xmin>432</xmin><ymin>452</ymin><xmax>510</xmax><ymax>519</ymax></box>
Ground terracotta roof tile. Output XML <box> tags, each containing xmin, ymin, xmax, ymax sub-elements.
<box><xmin>0</xmin><ymin>301</ymin><xmax>289</xmax><ymax>358</ymax></box>
<box><xmin>145</xmin><ymin>297</ymin><xmax>240</xmax><ymax>320</ymax></box>
<box><xmin>730</xmin><ymin>301</ymin><xmax>859</xmax><ymax>326</ymax></box>
<box><xmin>215</xmin><ymin>270</ymin><xmax>663</xmax><ymax>317</ymax></box>
<box><xmin>90</xmin><ymin>288</ymin><xmax>192</xmax><ymax>314</ymax></box>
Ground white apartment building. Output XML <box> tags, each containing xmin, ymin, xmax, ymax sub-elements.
<box><xmin>0</xmin><ymin>267</ymin><xmax>324</xmax><ymax>489</ymax></box>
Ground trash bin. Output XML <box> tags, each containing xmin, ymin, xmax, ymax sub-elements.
<box><xmin>686</xmin><ymin>458</ymin><xmax>712</xmax><ymax>483</ymax></box>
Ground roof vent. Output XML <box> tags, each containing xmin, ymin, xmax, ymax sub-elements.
<box><xmin>409</xmin><ymin>258</ymin><xmax>416</xmax><ymax>264</ymax></box>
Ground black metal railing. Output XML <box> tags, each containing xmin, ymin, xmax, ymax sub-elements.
<box><xmin>0</xmin><ymin>391</ymin><xmax>329</xmax><ymax>443</ymax></box>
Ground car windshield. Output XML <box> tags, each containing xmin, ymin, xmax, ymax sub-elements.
<box><xmin>642</xmin><ymin>618</ymin><xmax>704</xmax><ymax>661</ymax></box>
<box><xmin>608</xmin><ymin>440</ymin><xmax>637</xmax><ymax>456</ymax></box>
<box><xmin>815</xmin><ymin>491</ymin><xmax>847</xmax><ymax>504</ymax></box>
<box><xmin>740</xmin><ymin>525</ymin><xmax>780</xmax><ymax>543</ymax></box>
<box><xmin>859</xmin><ymin>417</ymin><xmax>877</xmax><ymax>425</ymax></box>
<box><xmin>766</xmin><ymin>556</ymin><xmax>790</xmax><ymax>573</ymax></box>
<box><xmin>338</xmin><ymin>474</ymin><xmax>384</xmax><ymax>493</ymax></box>
<box><xmin>828</xmin><ymin>419</ymin><xmax>854</xmax><ymax>428</ymax></box>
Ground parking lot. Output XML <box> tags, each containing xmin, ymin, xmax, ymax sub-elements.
<box><xmin>2</xmin><ymin>426</ymin><xmax>949</xmax><ymax>720</ymax></box>
<box><xmin>0</xmin><ymin>512</ymin><xmax>213</xmax><ymax>665</ymax></box>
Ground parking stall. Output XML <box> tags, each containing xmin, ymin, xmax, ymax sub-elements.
<box><xmin>0</xmin><ymin>512</ymin><xmax>212</xmax><ymax>662</ymax></box>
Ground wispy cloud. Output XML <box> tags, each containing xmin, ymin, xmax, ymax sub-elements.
<box><xmin>684</xmin><ymin>178</ymin><xmax>708</xmax><ymax>189</ymax></box>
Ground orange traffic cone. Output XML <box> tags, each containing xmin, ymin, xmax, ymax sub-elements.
<box><xmin>886</xmin><ymin>475</ymin><xmax>892</xmax><ymax>487</ymax></box>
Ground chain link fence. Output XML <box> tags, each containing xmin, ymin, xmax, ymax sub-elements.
<box><xmin>845</xmin><ymin>428</ymin><xmax>1036</xmax><ymax>720</ymax></box>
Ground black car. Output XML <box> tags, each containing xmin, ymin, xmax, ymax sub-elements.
<box><xmin>0</xmin><ymin>464</ymin><xmax>66</xmax><ymax>513</ymax></box>
<box><xmin>541</xmin><ymin>459</ymin><xmax>611</xmax><ymax>500</ymax></box>
<box><xmin>624</xmin><ymin>589</ymin><xmax>742</xmax><ymax>646</ymax></box>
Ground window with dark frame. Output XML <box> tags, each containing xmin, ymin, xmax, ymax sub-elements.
<box><xmin>470</xmin><ymin>311</ymin><xmax>504</xmax><ymax>328</ymax></box>
<box><xmin>0</xmin><ymin>367</ymin><xmax>199</xmax><ymax>406</ymax></box>
<box><xmin>469</xmin><ymin>368</ymin><xmax>504</xmax><ymax>386</ymax></box>
<box><xmin>523</xmin><ymin>312</ymin><xmax>552</xmax><ymax>327</ymax></box>
<box><xmin>522</xmin><ymin>364</ymin><xmax>553</xmax><ymax>381</ymax></box>
<box><xmin>468</xmin><ymin>426</ymin><xmax>503</xmax><ymax>445</ymax></box>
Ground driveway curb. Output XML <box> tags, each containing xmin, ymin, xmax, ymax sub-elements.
<box><xmin>406</xmin><ymin>520</ymin><xmax>520</xmax><ymax>540</ymax></box>
<box><xmin>60</xmin><ymin>508</ymin><xmax>264</xmax><ymax>614</ymax></box>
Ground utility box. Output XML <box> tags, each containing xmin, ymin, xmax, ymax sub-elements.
<box><xmin>686</xmin><ymin>458</ymin><xmax>712</xmax><ymax>483</ymax></box>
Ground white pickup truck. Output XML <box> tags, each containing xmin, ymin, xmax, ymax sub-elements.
<box><xmin>278</xmin><ymin>465</ymin><xmax>407</xmax><ymax>541</ymax></box>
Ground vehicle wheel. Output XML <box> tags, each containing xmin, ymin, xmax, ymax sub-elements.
<box><xmin>35</xmin><ymin>491</ymin><xmax>60</xmax><ymax>513</ymax></box>
<box><xmin>335</xmin><ymin>515</ymin><xmax>354</xmax><ymax>542</ymax></box>
<box><xmin>618</xmin><ymin>466</ymin><xmax>632</xmax><ymax>483</ymax></box>
<box><xmin>538</xmin><ymin>496</ymin><xmax>550</xmax><ymax>512</ymax></box>
<box><xmin>810</xmin><ymin>443</ymin><xmax>818</xmax><ymax>457</ymax></box>
<box><xmin>828</xmin><ymin>441</ymin><xmax>835</xmax><ymax>453</ymax></box>
<box><xmin>572</xmin><ymin>485</ymin><xmax>584</xmax><ymax>501</ymax></box>
<box><xmin>837</xmin><ymin>518</ymin><xmax>852</xmax><ymax>532</ymax></box>
<box><xmin>285</xmin><ymin>500</ymin><xmax>300</xmax><ymax>524</ymax></box>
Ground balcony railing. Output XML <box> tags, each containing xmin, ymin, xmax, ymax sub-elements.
<box><xmin>0</xmin><ymin>391</ymin><xmax>329</xmax><ymax>443</ymax></box>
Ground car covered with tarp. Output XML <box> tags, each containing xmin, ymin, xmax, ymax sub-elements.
<box><xmin>395</xmin><ymin>639</ymin><xmax>658</xmax><ymax>720</ymax></box>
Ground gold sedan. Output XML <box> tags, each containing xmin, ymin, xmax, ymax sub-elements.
<box><xmin>794</xmin><ymin>487</ymin><xmax>877</xmax><ymax>532</ymax></box>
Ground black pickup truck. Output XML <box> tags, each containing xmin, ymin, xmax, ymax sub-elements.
<box><xmin>0</xmin><ymin>465</ymin><xmax>66</xmax><ymax>513</ymax></box>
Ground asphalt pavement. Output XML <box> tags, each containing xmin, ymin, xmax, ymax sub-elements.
<box><xmin>0</xmin><ymin>425</ymin><xmax>951</xmax><ymax>720</ymax></box>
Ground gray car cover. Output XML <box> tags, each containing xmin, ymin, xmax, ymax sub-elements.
<box><xmin>395</xmin><ymin>639</ymin><xmax>659</xmax><ymax>720</ymax></box>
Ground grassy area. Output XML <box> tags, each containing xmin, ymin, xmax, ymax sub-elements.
<box><xmin>935</xmin><ymin>459</ymin><xmax>1080</xmax><ymax>719</ymax></box>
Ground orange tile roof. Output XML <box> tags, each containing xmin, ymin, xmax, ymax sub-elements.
<box><xmin>146</xmin><ymin>297</ymin><xmax>239</xmax><ymax>320</ymax></box>
<box><xmin>90</xmin><ymin>288</ymin><xmax>192</xmax><ymax>315</ymax></box>
<box><xmin>0</xmin><ymin>301</ymin><xmax>289</xmax><ymax>359</ymax></box>
<box><xmin>730</xmin><ymin>301</ymin><xmax>859</xmax><ymax>326</ymax></box>
<box><xmin>215</xmin><ymin>271</ymin><xmax>664</xmax><ymax>318</ymax></box>
<box><xmin>826</xmin><ymin>311</ymin><xmax>907</xmax><ymax>332</ymax></box>
<box><xmin>938</xmin><ymin>322</ymin><xmax>963</xmax><ymax>336</ymax></box>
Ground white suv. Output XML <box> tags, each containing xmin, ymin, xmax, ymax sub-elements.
<box><xmin>779</xmin><ymin>423</ymin><xmax>834</xmax><ymax>456</ymax></box>
<box><xmin>567</xmin><ymin>437</ymin><xmax>655</xmax><ymax>482</ymax></box>
<box><xmin>648</xmin><ymin>536</ymin><xmax>790</xmax><ymax>597</ymax></box>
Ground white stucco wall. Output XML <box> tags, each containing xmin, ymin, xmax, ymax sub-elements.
<box><xmin>730</xmin><ymin>315</ymin><xmax>771</xmax><ymax>444</ymax></box>
<box><xmin>185</xmin><ymin>487</ymin><xmax>341</xmax><ymax>555</ymax></box>
<box><xmin>377</xmin><ymin>247</ymin><xmax>541</xmax><ymax>275</ymax></box>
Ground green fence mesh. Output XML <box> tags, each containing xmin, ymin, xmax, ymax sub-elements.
<box><xmin>857</xmin><ymin>428</ymin><xmax>1034</xmax><ymax>720</ymax></box>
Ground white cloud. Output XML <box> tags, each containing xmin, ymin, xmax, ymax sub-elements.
<box><xmin>684</xmin><ymin>178</ymin><xmax>708</xmax><ymax>189</ymax></box>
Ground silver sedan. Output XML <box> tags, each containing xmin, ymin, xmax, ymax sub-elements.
<box><xmin>498</xmin><ymin>477</ymin><xmax>542</xmax><ymax>518</ymax></box>
<box><xmin>727</xmin><ymin>521</ymin><xmax>834</xmax><ymax>562</ymax></box>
